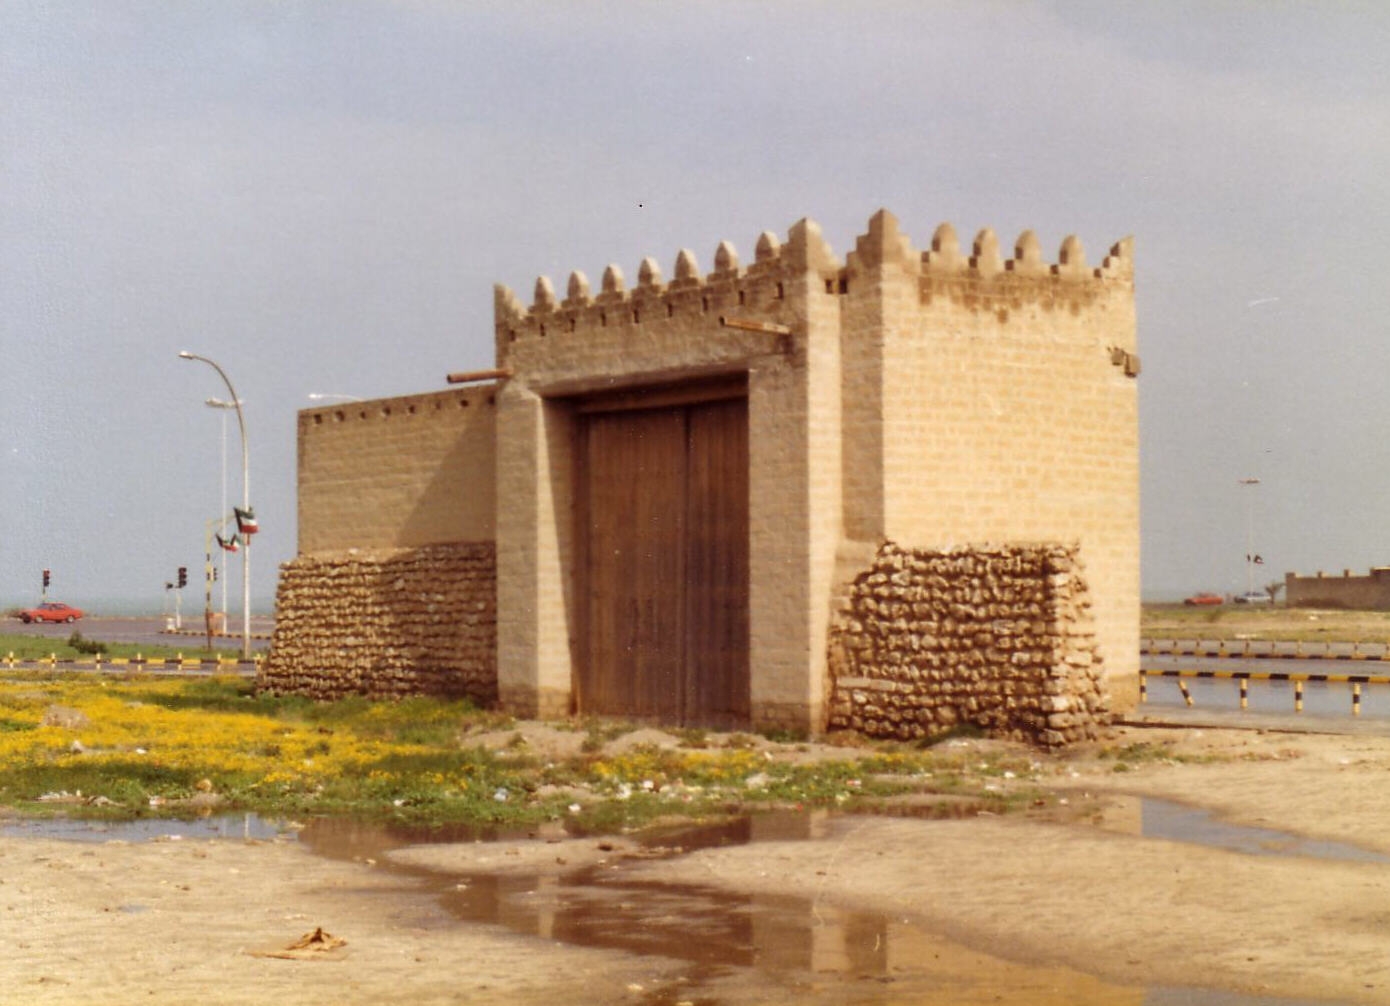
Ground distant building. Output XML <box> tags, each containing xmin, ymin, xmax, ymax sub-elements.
<box><xmin>1285</xmin><ymin>567</ymin><xmax>1390</xmax><ymax>609</ymax></box>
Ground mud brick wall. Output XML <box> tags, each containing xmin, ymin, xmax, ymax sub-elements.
<box><xmin>259</xmin><ymin>543</ymin><xmax>496</xmax><ymax>702</ymax></box>
<box><xmin>827</xmin><ymin>542</ymin><xmax>1109</xmax><ymax>746</ymax></box>
<box><xmin>298</xmin><ymin>386</ymin><xmax>495</xmax><ymax>554</ymax></box>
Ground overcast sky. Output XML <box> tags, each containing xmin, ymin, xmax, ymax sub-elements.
<box><xmin>4</xmin><ymin>1</ymin><xmax>1390</xmax><ymax>611</ymax></box>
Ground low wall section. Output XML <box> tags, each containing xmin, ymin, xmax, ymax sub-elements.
<box><xmin>1285</xmin><ymin>567</ymin><xmax>1390</xmax><ymax>610</ymax></box>
<box><xmin>297</xmin><ymin>386</ymin><xmax>496</xmax><ymax>553</ymax></box>
<box><xmin>827</xmin><ymin>542</ymin><xmax>1109</xmax><ymax>746</ymax></box>
<box><xmin>259</xmin><ymin>543</ymin><xmax>496</xmax><ymax>702</ymax></box>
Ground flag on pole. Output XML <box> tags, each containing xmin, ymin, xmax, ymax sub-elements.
<box><xmin>216</xmin><ymin>532</ymin><xmax>240</xmax><ymax>553</ymax></box>
<box><xmin>234</xmin><ymin>506</ymin><xmax>259</xmax><ymax>536</ymax></box>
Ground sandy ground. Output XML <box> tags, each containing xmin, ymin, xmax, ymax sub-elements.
<box><xmin>0</xmin><ymin>831</ymin><xmax>683</xmax><ymax>1006</ymax></box>
<box><xmin>6</xmin><ymin>724</ymin><xmax>1390</xmax><ymax>1004</ymax></box>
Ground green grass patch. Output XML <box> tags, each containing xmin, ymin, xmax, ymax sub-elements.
<box><xmin>0</xmin><ymin>631</ymin><xmax>223</xmax><ymax>662</ymax></box>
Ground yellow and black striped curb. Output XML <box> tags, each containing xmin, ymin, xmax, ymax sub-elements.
<box><xmin>1140</xmin><ymin>667</ymin><xmax>1390</xmax><ymax>715</ymax></box>
<box><xmin>3</xmin><ymin>652</ymin><xmax>261</xmax><ymax>670</ymax></box>
<box><xmin>1142</xmin><ymin>667</ymin><xmax>1390</xmax><ymax>683</ymax></box>
<box><xmin>160</xmin><ymin>630</ymin><xmax>274</xmax><ymax>640</ymax></box>
<box><xmin>1142</xmin><ymin>639</ymin><xmax>1390</xmax><ymax>661</ymax></box>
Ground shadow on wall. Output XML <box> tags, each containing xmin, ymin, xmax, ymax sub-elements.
<box><xmin>396</xmin><ymin>403</ymin><xmax>497</xmax><ymax>548</ymax></box>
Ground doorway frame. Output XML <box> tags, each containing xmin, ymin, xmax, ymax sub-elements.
<box><xmin>571</xmin><ymin>374</ymin><xmax>750</xmax><ymax>726</ymax></box>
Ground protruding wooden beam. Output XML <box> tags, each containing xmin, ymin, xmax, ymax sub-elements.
<box><xmin>718</xmin><ymin>316</ymin><xmax>792</xmax><ymax>336</ymax></box>
<box><xmin>446</xmin><ymin>367</ymin><xmax>513</xmax><ymax>385</ymax></box>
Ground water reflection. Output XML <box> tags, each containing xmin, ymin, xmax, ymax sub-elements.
<box><xmin>0</xmin><ymin>811</ymin><xmax>290</xmax><ymax>843</ymax></box>
<box><xmin>295</xmin><ymin>810</ymin><xmax>892</xmax><ymax>973</ymax></box>
<box><xmin>1095</xmin><ymin>796</ymin><xmax>1390</xmax><ymax>863</ymax></box>
<box><xmin>0</xmin><ymin>809</ymin><xmax>1361</xmax><ymax>1004</ymax></box>
<box><xmin>1146</xmin><ymin>989</ymin><xmax>1343</xmax><ymax>1006</ymax></box>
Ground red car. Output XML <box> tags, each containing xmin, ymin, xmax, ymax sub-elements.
<box><xmin>1183</xmin><ymin>592</ymin><xmax>1223</xmax><ymax>606</ymax></box>
<box><xmin>17</xmin><ymin>602</ymin><xmax>84</xmax><ymax>624</ymax></box>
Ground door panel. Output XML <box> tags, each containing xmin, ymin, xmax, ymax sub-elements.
<box><xmin>580</xmin><ymin>407</ymin><xmax>685</xmax><ymax>721</ymax></box>
<box><xmin>683</xmin><ymin>398</ymin><xmax>750</xmax><ymax>726</ymax></box>
<box><xmin>578</xmin><ymin>391</ymin><xmax>748</xmax><ymax>727</ymax></box>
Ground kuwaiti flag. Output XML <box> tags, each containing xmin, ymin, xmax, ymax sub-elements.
<box><xmin>234</xmin><ymin>506</ymin><xmax>259</xmax><ymax>536</ymax></box>
<box><xmin>216</xmin><ymin>532</ymin><xmax>240</xmax><ymax>553</ymax></box>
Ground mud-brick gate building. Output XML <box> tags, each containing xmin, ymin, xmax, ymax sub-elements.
<box><xmin>262</xmin><ymin>210</ymin><xmax>1139</xmax><ymax>745</ymax></box>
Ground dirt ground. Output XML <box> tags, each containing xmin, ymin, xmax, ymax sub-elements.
<box><xmin>1143</xmin><ymin>602</ymin><xmax>1390</xmax><ymax>643</ymax></box>
<box><xmin>5</xmin><ymin>724</ymin><xmax>1390</xmax><ymax>1005</ymax></box>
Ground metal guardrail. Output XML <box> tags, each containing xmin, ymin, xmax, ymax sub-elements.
<box><xmin>1139</xmin><ymin>666</ymin><xmax>1390</xmax><ymax>715</ymax></box>
<box><xmin>3</xmin><ymin>651</ymin><xmax>261</xmax><ymax>671</ymax></box>
<box><xmin>1142</xmin><ymin>638</ymin><xmax>1390</xmax><ymax>661</ymax></box>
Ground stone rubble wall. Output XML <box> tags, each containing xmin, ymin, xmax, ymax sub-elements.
<box><xmin>827</xmin><ymin>542</ymin><xmax>1109</xmax><ymax>746</ymax></box>
<box><xmin>258</xmin><ymin>542</ymin><xmax>496</xmax><ymax>703</ymax></box>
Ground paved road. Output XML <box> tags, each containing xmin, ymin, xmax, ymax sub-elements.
<box><xmin>3</xmin><ymin>615</ymin><xmax>273</xmax><ymax>652</ymax></box>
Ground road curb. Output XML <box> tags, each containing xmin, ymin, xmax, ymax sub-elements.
<box><xmin>160</xmin><ymin>630</ymin><xmax>273</xmax><ymax>640</ymax></box>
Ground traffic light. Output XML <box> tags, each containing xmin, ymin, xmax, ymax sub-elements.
<box><xmin>42</xmin><ymin>569</ymin><xmax>50</xmax><ymax>589</ymax></box>
<box><xmin>177</xmin><ymin>566</ymin><xmax>188</xmax><ymax>589</ymax></box>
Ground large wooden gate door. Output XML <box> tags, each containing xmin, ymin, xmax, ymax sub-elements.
<box><xmin>577</xmin><ymin>383</ymin><xmax>749</xmax><ymax>727</ymax></box>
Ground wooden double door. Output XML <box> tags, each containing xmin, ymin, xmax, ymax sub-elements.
<box><xmin>576</xmin><ymin>381</ymin><xmax>750</xmax><ymax>728</ymax></box>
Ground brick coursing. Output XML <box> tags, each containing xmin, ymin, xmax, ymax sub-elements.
<box><xmin>259</xmin><ymin>543</ymin><xmax>496</xmax><ymax>702</ymax></box>
<box><xmin>297</xmin><ymin>386</ymin><xmax>496</xmax><ymax>553</ymax></box>
<box><xmin>827</xmin><ymin>542</ymin><xmax>1109</xmax><ymax>746</ymax></box>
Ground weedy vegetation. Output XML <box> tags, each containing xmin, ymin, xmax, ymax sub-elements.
<box><xmin>0</xmin><ymin>673</ymin><xmax>1054</xmax><ymax>833</ymax></box>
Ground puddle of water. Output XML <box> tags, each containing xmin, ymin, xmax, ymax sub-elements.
<box><xmin>0</xmin><ymin>811</ymin><xmax>293</xmax><ymax>843</ymax></box>
<box><xmin>0</xmin><ymin>808</ymin><xmax>1366</xmax><ymax>1006</ymax></box>
<box><xmin>1095</xmin><ymin>797</ymin><xmax>1390</xmax><ymax>864</ymax></box>
<box><xmin>1145</xmin><ymin>989</ymin><xmax>1344</xmax><ymax>1006</ymax></box>
<box><xmin>291</xmin><ymin>813</ymin><xmax>1354</xmax><ymax>1006</ymax></box>
<box><xmin>289</xmin><ymin>812</ymin><xmax>1151</xmax><ymax>1004</ymax></box>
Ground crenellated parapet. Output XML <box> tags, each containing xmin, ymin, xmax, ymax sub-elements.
<box><xmin>492</xmin><ymin>210</ymin><xmax>1133</xmax><ymax>365</ymax></box>
<box><xmin>493</xmin><ymin>218</ymin><xmax>843</xmax><ymax>364</ymax></box>
<box><xmin>920</xmin><ymin>220</ymin><xmax>1133</xmax><ymax>314</ymax></box>
<box><xmin>842</xmin><ymin>208</ymin><xmax>1132</xmax><ymax>315</ymax></box>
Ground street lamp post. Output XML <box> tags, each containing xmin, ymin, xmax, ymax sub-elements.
<box><xmin>1239</xmin><ymin>477</ymin><xmax>1261</xmax><ymax>595</ymax></box>
<box><xmin>205</xmin><ymin>397</ymin><xmax>241</xmax><ymax>625</ymax></box>
<box><xmin>180</xmin><ymin>352</ymin><xmax>251</xmax><ymax>659</ymax></box>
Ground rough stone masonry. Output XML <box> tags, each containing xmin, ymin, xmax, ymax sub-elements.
<box><xmin>827</xmin><ymin>542</ymin><xmax>1109</xmax><ymax>746</ymax></box>
<box><xmin>260</xmin><ymin>543</ymin><xmax>496</xmax><ymax>703</ymax></box>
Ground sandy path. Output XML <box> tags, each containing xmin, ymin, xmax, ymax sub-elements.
<box><xmin>0</xmin><ymin>834</ymin><xmax>677</xmax><ymax>1006</ymax></box>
